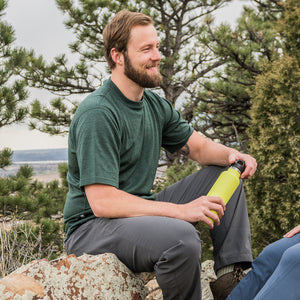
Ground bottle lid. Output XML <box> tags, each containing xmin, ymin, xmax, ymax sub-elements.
<box><xmin>231</xmin><ymin>159</ymin><xmax>246</xmax><ymax>174</ymax></box>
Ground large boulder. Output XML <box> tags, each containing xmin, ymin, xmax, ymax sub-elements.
<box><xmin>0</xmin><ymin>253</ymin><xmax>151</xmax><ymax>300</ymax></box>
<box><xmin>0</xmin><ymin>253</ymin><xmax>216</xmax><ymax>300</ymax></box>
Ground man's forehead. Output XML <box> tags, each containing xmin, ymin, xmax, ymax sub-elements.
<box><xmin>129</xmin><ymin>24</ymin><xmax>159</xmax><ymax>46</ymax></box>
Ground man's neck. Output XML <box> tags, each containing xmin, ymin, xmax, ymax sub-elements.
<box><xmin>111</xmin><ymin>72</ymin><xmax>144</xmax><ymax>102</ymax></box>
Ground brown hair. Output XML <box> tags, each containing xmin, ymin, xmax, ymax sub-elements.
<box><xmin>103</xmin><ymin>10</ymin><xmax>154</xmax><ymax>69</ymax></box>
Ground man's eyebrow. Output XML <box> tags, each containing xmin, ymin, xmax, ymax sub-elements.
<box><xmin>139</xmin><ymin>41</ymin><xmax>160</xmax><ymax>49</ymax></box>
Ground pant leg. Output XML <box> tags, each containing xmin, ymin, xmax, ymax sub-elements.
<box><xmin>156</xmin><ymin>165</ymin><xmax>253</xmax><ymax>272</ymax></box>
<box><xmin>210</xmin><ymin>182</ymin><xmax>252</xmax><ymax>271</ymax></box>
<box><xmin>65</xmin><ymin>216</ymin><xmax>202</xmax><ymax>300</ymax></box>
<box><xmin>227</xmin><ymin>233</ymin><xmax>300</xmax><ymax>300</ymax></box>
<box><xmin>254</xmin><ymin>241</ymin><xmax>300</xmax><ymax>300</ymax></box>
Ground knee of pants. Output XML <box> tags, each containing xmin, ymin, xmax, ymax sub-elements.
<box><xmin>155</xmin><ymin>237</ymin><xmax>202</xmax><ymax>277</ymax></box>
<box><xmin>259</xmin><ymin>240</ymin><xmax>283</xmax><ymax>261</ymax></box>
<box><xmin>280</xmin><ymin>243</ymin><xmax>300</xmax><ymax>265</ymax></box>
<box><xmin>160</xmin><ymin>224</ymin><xmax>202</xmax><ymax>263</ymax></box>
<box><xmin>253</xmin><ymin>239</ymin><xmax>291</xmax><ymax>274</ymax></box>
<box><xmin>259</xmin><ymin>237</ymin><xmax>300</xmax><ymax>262</ymax></box>
<box><xmin>180</xmin><ymin>234</ymin><xmax>202</xmax><ymax>259</ymax></box>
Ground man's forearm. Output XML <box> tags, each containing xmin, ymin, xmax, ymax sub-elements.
<box><xmin>185</xmin><ymin>131</ymin><xmax>238</xmax><ymax>166</ymax></box>
<box><xmin>184</xmin><ymin>131</ymin><xmax>256</xmax><ymax>179</ymax></box>
<box><xmin>85</xmin><ymin>183</ymin><xmax>227</xmax><ymax>228</ymax></box>
<box><xmin>85</xmin><ymin>184</ymin><xmax>181</xmax><ymax>219</ymax></box>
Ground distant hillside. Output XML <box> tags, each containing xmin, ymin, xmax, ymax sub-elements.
<box><xmin>12</xmin><ymin>148</ymin><xmax>68</xmax><ymax>162</ymax></box>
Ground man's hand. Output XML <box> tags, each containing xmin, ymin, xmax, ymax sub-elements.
<box><xmin>284</xmin><ymin>225</ymin><xmax>300</xmax><ymax>238</ymax></box>
<box><xmin>228</xmin><ymin>152</ymin><xmax>257</xmax><ymax>179</ymax></box>
<box><xmin>180</xmin><ymin>196</ymin><xmax>226</xmax><ymax>229</ymax></box>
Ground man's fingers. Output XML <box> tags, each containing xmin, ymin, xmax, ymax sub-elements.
<box><xmin>207</xmin><ymin>196</ymin><xmax>226</xmax><ymax>210</ymax></box>
<box><xmin>203</xmin><ymin>213</ymin><xmax>219</xmax><ymax>228</ymax></box>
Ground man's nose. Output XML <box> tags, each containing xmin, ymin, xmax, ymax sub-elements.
<box><xmin>152</xmin><ymin>48</ymin><xmax>161</xmax><ymax>61</ymax></box>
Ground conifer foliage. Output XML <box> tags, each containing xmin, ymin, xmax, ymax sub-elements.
<box><xmin>246</xmin><ymin>0</ymin><xmax>300</xmax><ymax>256</ymax></box>
<box><xmin>0</xmin><ymin>1</ymin><xmax>67</xmax><ymax>276</ymax></box>
<box><xmin>0</xmin><ymin>0</ymin><xmax>28</xmax><ymax>127</ymax></box>
<box><xmin>0</xmin><ymin>0</ymin><xmax>28</xmax><ymax>167</ymax></box>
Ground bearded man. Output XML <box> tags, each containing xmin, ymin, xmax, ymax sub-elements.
<box><xmin>63</xmin><ymin>10</ymin><xmax>257</xmax><ymax>300</ymax></box>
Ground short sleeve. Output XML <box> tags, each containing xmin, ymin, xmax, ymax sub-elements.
<box><xmin>74</xmin><ymin>107</ymin><xmax>121</xmax><ymax>188</ymax></box>
<box><xmin>161</xmin><ymin>101</ymin><xmax>194</xmax><ymax>153</ymax></box>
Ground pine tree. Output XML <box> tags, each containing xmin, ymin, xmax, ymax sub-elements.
<box><xmin>0</xmin><ymin>1</ymin><xmax>67</xmax><ymax>274</ymax></box>
<box><xmin>0</xmin><ymin>162</ymin><xmax>68</xmax><ymax>276</ymax></box>
<box><xmin>0</xmin><ymin>0</ymin><xmax>28</xmax><ymax>166</ymax></box>
<box><xmin>21</xmin><ymin>0</ymin><xmax>233</xmax><ymax>164</ymax></box>
<box><xmin>246</xmin><ymin>0</ymin><xmax>300</xmax><ymax>256</ymax></box>
<box><xmin>20</xmin><ymin>0</ymin><xmax>287</xmax><ymax>156</ymax></box>
<box><xmin>184</xmin><ymin>0</ymin><xmax>283</xmax><ymax>151</ymax></box>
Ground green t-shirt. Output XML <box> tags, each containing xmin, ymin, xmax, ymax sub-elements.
<box><xmin>63</xmin><ymin>78</ymin><xmax>193</xmax><ymax>239</ymax></box>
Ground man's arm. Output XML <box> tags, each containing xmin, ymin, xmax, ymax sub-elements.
<box><xmin>85</xmin><ymin>183</ymin><xmax>225</xmax><ymax>228</ymax></box>
<box><xmin>85</xmin><ymin>131</ymin><xmax>256</xmax><ymax>229</ymax></box>
<box><xmin>183</xmin><ymin>131</ymin><xmax>257</xmax><ymax>179</ymax></box>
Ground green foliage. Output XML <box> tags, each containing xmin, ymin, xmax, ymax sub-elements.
<box><xmin>0</xmin><ymin>1</ymin><xmax>67</xmax><ymax>275</ymax></box>
<box><xmin>0</xmin><ymin>148</ymin><xmax>12</xmax><ymax>169</ymax></box>
<box><xmin>246</xmin><ymin>54</ymin><xmax>300</xmax><ymax>257</ymax></box>
<box><xmin>277</xmin><ymin>0</ymin><xmax>300</xmax><ymax>61</ymax></box>
<box><xmin>0</xmin><ymin>1</ymin><xmax>29</xmax><ymax>129</ymax></box>
<box><xmin>245</xmin><ymin>0</ymin><xmax>300</xmax><ymax>257</ymax></box>
<box><xmin>0</xmin><ymin>162</ymin><xmax>67</xmax><ymax>222</ymax></box>
<box><xmin>0</xmin><ymin>2</ymin><xmax>67</xmax><ymax>275</ymax></box>
<box><xmin>21</xmin><ymin>0</ymin><xmax>233</xmax><ymax>140</ymax></box>
<box><xmin>29</xmin><ymin>98</ymin><xmax>78</xmax><ymax>135</ymax></box>
<box><xmin>0</xmin><ymin>158</ymin><xmax>67</xmax><ymax>273</ymax></box>
<box><xmin>185</xmin><ymin>2</ymin><xmax>283</xmax><ymax>150</ymax></box>
<box><xmin>58</xmin><ymin>162</ymin><xmax>69</xmax><ymax>188</ymax></box>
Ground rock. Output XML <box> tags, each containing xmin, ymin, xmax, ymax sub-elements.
<box><xmin>0</xmin><ymin>254</ymin><xmax>216</xmax><ymax>300</ymax></box>
<box><xmin>0</xmin><ymin>253</ymin><xmax>150</xmax><ymax>300</ymax></box>
<box><xmin>201</xmin><ymin>260</ymin><xmax>217</xmax><ymax>300</ymax></box>
<box><xmin>0</xmin><ymin>273</ymin><xmax>44</xmax><ymax>298</ymax></box>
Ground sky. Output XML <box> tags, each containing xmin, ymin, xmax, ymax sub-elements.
<box><xmin>0</xmin><ymin>0</ymin><xmax>249</xmax><ymax>151</ymax></box>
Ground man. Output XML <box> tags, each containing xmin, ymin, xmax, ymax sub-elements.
<box><xmin>63</xmin><ymin>10</ymin><xmax>257</xmax><ymax>300</ymax></box>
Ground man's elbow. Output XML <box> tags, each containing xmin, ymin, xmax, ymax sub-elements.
<box><xmin>85</xmin><ymin>184</ymin><xmax>117</xmax><ymax>218</ymax></box>
<box><xmin>90</xmin><ymin>200</ymin><xmax>112</xmax><ymax>218</ymax></box>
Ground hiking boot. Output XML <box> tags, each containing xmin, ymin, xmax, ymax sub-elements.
<box><xmin>209</xmin><ymin>264</ymin><xmax>245</xmax><ymax>300</ymax></box>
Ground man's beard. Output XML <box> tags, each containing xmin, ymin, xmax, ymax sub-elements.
<box><xmin>124</xmin><ymin>52</ymin><xmax>162</xmax><ymax>88</ymax></box>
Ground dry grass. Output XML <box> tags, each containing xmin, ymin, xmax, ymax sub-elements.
<box><xmin>0</xmin><ymin>220</ymin><xmax>57</xmax><ymax>278</ymax></box>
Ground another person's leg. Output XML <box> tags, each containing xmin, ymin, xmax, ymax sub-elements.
<box><xmin>65</xmin><ymin>215</ymin><xmax>202</xmax><ymax>300</ymax></box>
<box><xmin>227</xmin><ymin>233</ymin><xmax>300</xmax><ymax>300</ymax></box>
<box><xmin>254</xmin><ymin>241</ymin><xmax>300</xmax><ymax>300</ymax></box>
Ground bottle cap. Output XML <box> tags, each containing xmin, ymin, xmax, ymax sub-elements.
<box><xmin>231</xmin><ymin>159</ymin><xmax>246</xmax><ymax>174</ymax></box>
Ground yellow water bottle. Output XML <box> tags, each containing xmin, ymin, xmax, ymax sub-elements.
<box><xmin>207</xmin><ymin>159</ymin><xmax>245</xmax><ymax>222</ymax></box>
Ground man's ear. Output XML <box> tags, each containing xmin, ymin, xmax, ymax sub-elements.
<box><xmin>111</xmin><ymin>48</ymin><xmax>123</xmax><ymax>66</ymax></box>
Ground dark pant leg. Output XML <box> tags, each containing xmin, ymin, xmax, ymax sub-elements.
<box><xmin>65</xmin><ymin>216</ymin><xmax>202</xmax><ymax>300</ymax></box>
<box><xmin>156</xmin><ymin>165</ymin><xmax>253</xmax><ymax>272</ymax></box>
<box><xmin>66</xmin><ymin>165</ymin><xmax>251</xmax><ymax>299</ymax></box>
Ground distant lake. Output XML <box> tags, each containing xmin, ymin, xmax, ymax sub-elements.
<box><xmin>1</xmin><ymin>148</ymin><xmax>68</xmax><ymax>181</ymax></box>
<box><xmin>12</xmin><ymin>148</ymin><xmax>68</xmax><ymax>163</ymax></box>
<box><xmin>14</xmin><ymin>160</ymin><xmax>67</xmax><ymax>165</ymax></box>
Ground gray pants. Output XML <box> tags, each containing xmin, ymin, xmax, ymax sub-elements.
<box><xmin>65</xmin><ymin>166</ymin><xmax>252</xmax><ymax>300</ymax></box>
